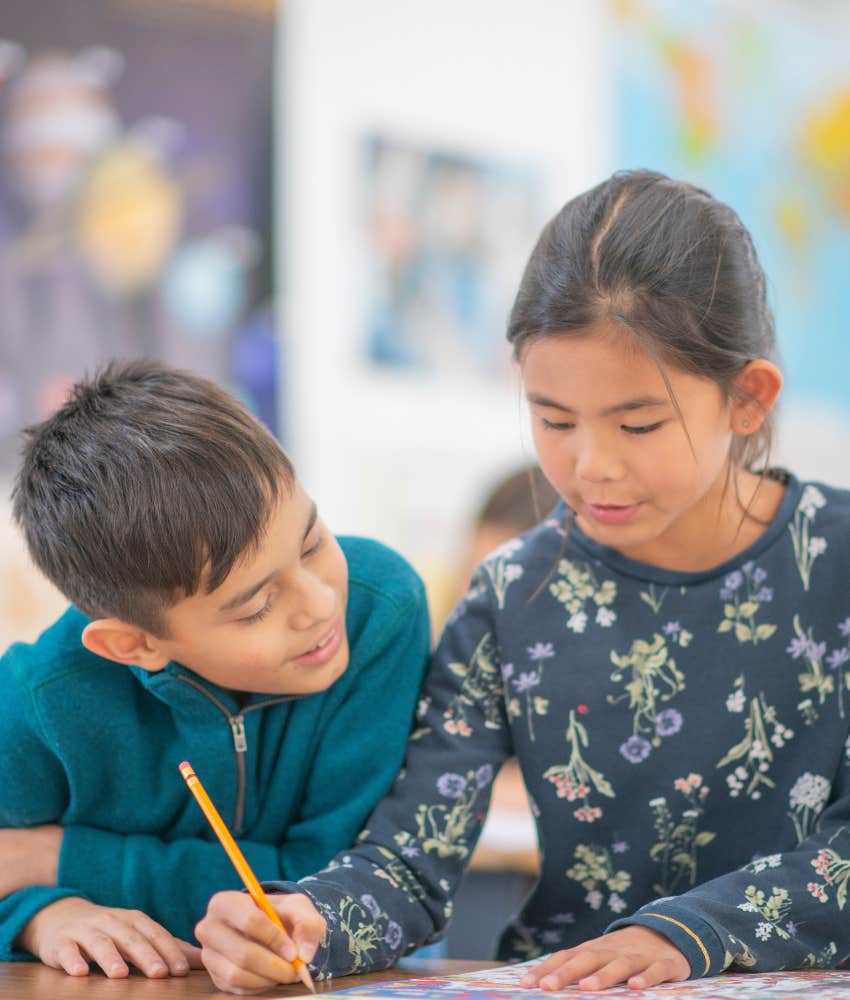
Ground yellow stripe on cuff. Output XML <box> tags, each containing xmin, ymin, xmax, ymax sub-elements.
<box><xmin>640</xmin><ymin>912</ymin><xmax>711</xmax><ymax>977</ymax></box>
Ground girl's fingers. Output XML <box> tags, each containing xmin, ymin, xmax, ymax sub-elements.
<box><xmin>629</xmin><ymin>958</ymin><xmax>687</xmax><ymax>990</ymax></box>
<box><xmin>576</xmin><ymin>955</ymin><xmax>645</xmax><ymax>991</ymax></box>
<box><xmin>199</xmin><ymin>919</ymin><xmax>296</xmax><ymax>986</ymax></box>
<box><xmin>519</xmin><ymin>949</ymin><xmax>578</xmax><ymax>986</ymax></box>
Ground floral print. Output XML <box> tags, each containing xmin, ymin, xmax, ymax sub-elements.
<box><xmin>275</xmin><ymin>478</ymin><xmax>850</xmax><ymax>981</ymax></box>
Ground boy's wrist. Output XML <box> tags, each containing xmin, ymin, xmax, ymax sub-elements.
<box><xmin>0</xmin><ymin>825</ymin><xmax>63</xmax><ymax>895</ymax></box>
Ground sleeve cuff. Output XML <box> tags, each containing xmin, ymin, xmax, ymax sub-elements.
<box><xmin>607</xmin><ymin>904</ymin><xmax>726</xmax><ymax>978</ymax></box>
<box><xmin>59</xmin><ymin>826</ymin><xmax>126</xmax><ymax>907</ymax></box>
<box><xmin>0</xmin><ymin>887</ymin><xmax>87</xmax><ymax>961</ymax></box>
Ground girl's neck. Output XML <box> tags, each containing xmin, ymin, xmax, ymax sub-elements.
<box><xmin>610</xmin><ymin>467</ymin><xmax>786</xmax><ymax>573</ymax></box>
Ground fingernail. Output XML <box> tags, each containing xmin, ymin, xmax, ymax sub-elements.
<box><xmin>540</xmin><ymin>977</ymin><xmax>556</xmax><ymax>990</ymax></box>
<box><xmin>281</xmin><ymin>941</ymin><xmax>297</xmax><ymax>962</ymax></box>
<box><xmin>110</xmin><ymin>962</ymin><xmax>127</xmax><ymax>976</ymax></box>
<box><xmin>519</xmin><ymin>976</ymin><xmax>533</xmax><ymax>986</ymax></box>
<box><xmin>174</xmin><ymin>961</ymin><xmax>189</xmax><ymax>975</ymax></box>
<box><xmin>151</xmin><ymin>963</ymin><xmax>167</xmax><ymax>976</ymax></box>
<box><xmin>70</xmin><ymin>963</ymin><xmax>87</xmax><ymax>975</ymax></box>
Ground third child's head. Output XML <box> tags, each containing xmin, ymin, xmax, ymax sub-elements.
<box><xmin>13</xmin><ymin>361</ymin><xmax>349</xmax><ymax>694</ymax></box>
<box><xmin>507</xmin><ymin>169</ymin><xmax>784</xmax><ymax>568</ymax></box>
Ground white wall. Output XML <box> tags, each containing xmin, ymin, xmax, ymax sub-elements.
<box><xmin>280</xmin><ymin>0</ymin><xmax>612</xmax><ymax>574</ymax></box>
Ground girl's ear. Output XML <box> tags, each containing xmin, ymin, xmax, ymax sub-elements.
<box><xmin>731</xmin><ymin>360</ymin><xmax>783</xmax><ymax>436</ymax></box>
<box><xmin>81</xmin><ymin>619</ymin><xmax>170</xmax><ymax>672</ymax></box>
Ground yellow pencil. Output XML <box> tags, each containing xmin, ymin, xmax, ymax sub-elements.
<box><xmin>179</xmin><ymin>760</ymin><xmax>317</xmax><ymax>993</ymax></box>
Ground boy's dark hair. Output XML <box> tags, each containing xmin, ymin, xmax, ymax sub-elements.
<box><xmin>12</xmin><ymin>361</ymin><xmax>294</xmax><ymax>636</ymax></box>
<box><xmin>507</xmin><ymin>169</ymin><xmax>778</xmax><ymax>473</ymax></box>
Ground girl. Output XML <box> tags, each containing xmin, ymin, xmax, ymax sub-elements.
<box><xmin>196</xmin><ymin>171</ymin><xmax>850</xmax><ymax>993</ymax></box>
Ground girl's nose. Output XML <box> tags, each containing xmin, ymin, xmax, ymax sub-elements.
<box><xmin>575</xmin><ymin>432</ymin><xmax>624</xmax><ymax>483</ymax></box>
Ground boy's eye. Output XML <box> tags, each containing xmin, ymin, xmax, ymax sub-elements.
<box><xmin>303</xmin><ymin>531</ymin><xmax>324</xmax><ymax>559</ymax></box>
<box><xmin>622</xmin><ymin>421</ymin><xmax>664</xmax><ymax>435</ymax></box>
<box><xmin>541</xmin><ymin>417</ymin><xmax>575</xmax><ymax>431</ymax></box>
<box><xmin>239</xmin><ymin>599</ymin><xmax>272</xmax><ymax>625</ymax></box>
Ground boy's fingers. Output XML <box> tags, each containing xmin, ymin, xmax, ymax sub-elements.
<box><xmin>128</xmin><ymin>911</ymin><xmax>191</xmax><ymax>976</ymax></box>
<box><xmin>176</xmin><ymin>939</ymin><xmax>205</xmax><ymax>969</ymax></box>
<box><xmin>52</xmin><ymin>941</ymin><xmax>90</xmax><ymax>977</ymax></box>
<box><xmin>78</xmin><ymin>931</ymin><xmax>130</xmax><ymax>979</ymax></box>
<box><xmin>203</xmin><ymin>949</ymin><xmax>280</xmax><ymax>996</ymax></box>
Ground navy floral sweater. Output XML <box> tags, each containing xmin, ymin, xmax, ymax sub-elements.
<box><xmin>268</xmin><ymin>473</ymin><xmax>850</xmax><ymax>980</ymax></box>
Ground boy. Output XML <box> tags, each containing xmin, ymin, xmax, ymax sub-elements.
<box><xmin>0</xmin><ymin>361</ymin><xmax>430</xmax><ymax>980</ymax></box>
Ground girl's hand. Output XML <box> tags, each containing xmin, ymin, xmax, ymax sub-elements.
<box><xmin>0</xmin><ymin>825</ymin><xmax>63</xmax><ymax>894</ymax></box>
<box><xmin>17</xmin><ymin>897</ymin><xmax>202</xmax><ymax>978</ymax></box>
<box><xmin>196</xmin><ymin>890</ymin><xmax>326</xmax><ymax>995</ymax></box>
<box><xmin>519</xmin><ymin>926</ymin><xmax>690</xmax><ymax>991</ymax></box>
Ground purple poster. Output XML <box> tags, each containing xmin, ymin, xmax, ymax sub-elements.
<box><xmin>0</xmin><ymin>0</ymin><xmax>279</xmax><ymax>470</ymax></box>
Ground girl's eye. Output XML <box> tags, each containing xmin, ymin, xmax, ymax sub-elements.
<box><xmin>622</xmin><ymin>421</ymin><xmax>664</xmax><ymax>435</ymax></box>
<box><xmin>239</xmin><ymin>600</ymin><xmax>272</xmax><ymax>625</ymax></box>
<box><xmin>541</xmin><ymin>417</ymin><xmax>575</xmax><ymax>431</ymax></box>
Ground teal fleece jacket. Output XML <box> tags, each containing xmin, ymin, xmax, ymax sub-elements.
<box><xmin>0</xmin><ymin>537</ymin><xmax>430</xmax><ymax>959</ymax></box>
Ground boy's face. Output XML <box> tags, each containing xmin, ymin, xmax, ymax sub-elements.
<box><xmin>155</xmin><ymin>482</ymin><xmax>350</xmax><ymax>695</ymax></box>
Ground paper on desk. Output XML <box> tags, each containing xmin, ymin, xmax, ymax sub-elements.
<box><xmin>327</xmin><ymin>957</ymin><xmax>850</xmax><ymax>999</ymax></box>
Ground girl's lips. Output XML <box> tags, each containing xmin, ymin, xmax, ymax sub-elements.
<box><xmin>585</xmin><ymin>502</ymin><xmax>642</xmax><ymax>526</ymax></box>
<box><xmin>294</xmin><ymin>618</ymin><xmax>343</xmax><ymax>667</ymax></box>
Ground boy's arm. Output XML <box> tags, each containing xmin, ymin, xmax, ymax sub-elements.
<box><xmin>605</xmin><ymin>767</ymin><xmax>850</xmax><ymax>977</ymax></box>
<box><xmin>0</xmin><ymin>657</ymin><xmax>93</xmax><ymax>961</ymax></box>
<box><xmin>44</xmin><ymin>582</ymin><xmax>433</xmax><ymax>941</ymax></box>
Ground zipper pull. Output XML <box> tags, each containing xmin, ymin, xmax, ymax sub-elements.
<box><xmin>230</xmin><ymin>714</ymin><xmax>247</xmax><ymax>753</ymax></box>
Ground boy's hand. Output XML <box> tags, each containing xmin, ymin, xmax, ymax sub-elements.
<box><xmin>196</xmin><ymin>890</ymin><xmax>326</xmax><ymax>995</ymax></box>
<box><xmin>519</xmin><ymin>926</ymin><xmax>690</xmax><ymax>991</ymax></box>
<box><xmin>17</xmin><ymin>897</ymin><xmax>202</xmax><ymax>979</ymax></box>
<box><xmin>0</xmin><ymin>825</ymin><xmax>62</xmax><ymax>894</ymax></box>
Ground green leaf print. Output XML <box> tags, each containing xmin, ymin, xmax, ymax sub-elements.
<box><xmin>648</xmin><ymin>774</ymin><xmax>714</xmax><ymax>896</ymax></box>
<box><xmin>718</xmin><ymin>676</ymin><xmax>791</xmax><ymax>800</ymax></box>
<box><xmin>549</xmin><ymin>559</ymin><xmax>618</xmax><ymax>633</ymax></box>
<box><xmin>442</xmin><ymin>632</ymin><xmax>503</xmax><ymax>737</ymax></box>
<box><xmin>543</xmin><ymin>709</ymin><xmax>614</xmax><ymax>823</ymax></box>
<box><xmin>608</xmin><ymin>633</ymin><xmax>686</xmax><ymax>747</ymax></box>
<box><xmin>717</xmin><ymin>564</ymin><xmax>776</xmax><ymax>646</ymax></box>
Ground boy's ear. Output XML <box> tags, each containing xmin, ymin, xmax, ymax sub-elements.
<box><xmin>731</xmin><ymin>359</ymin><xmax>783</xmax><ymax>435</ymax></box>
<box><xmin>81</xmin><ymin>619</ymin><xmax>170</xmax><ymax>672</ymax></box>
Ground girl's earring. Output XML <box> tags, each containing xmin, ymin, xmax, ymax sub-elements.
<box><xmin>741</xmin><ymin>419</ymin><xmax>751</xmax><ymax>431</ymax></box>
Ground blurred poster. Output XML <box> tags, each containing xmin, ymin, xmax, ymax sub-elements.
<box><xmin>361</xmin><ymin>135</ymin><xmax>542</xmax><ymax>378</ymax></box>
<box><xmin>0</xmin><ymin>0</ymin><xmax>279</xmax><ymax>471</ymax></box>
<box><xmin>613</xmin><ymin>0</ymin><xmax>850</xmax><ymax>413</ymax></box>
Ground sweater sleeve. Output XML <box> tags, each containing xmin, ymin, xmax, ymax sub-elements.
<box><xmin>56</xmin><ymin>574</ymin><xmax>433</xmax><ymax>944</ymax></box>
<box><xmin>263</xmin><ymin>574</ymin><xmax>516</xmax><ymax>979</ymax></box>
<box><xmin>607</xmin><ymin>762</ymin><xmax>850</xmax><ymax>976</ymax></box>
<box><xmin>0</xmin><ymin>648</ymin><xmax>89</xmax><ymax>961</ymax></box>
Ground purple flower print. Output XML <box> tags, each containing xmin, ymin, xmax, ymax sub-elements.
<box><xmin>384</xmin><ymin>921</ymin><xmax>403</xmax><ymax>949</ymax></box>
<box><xmin>620</xmin><ymin>735</ymin><xmax>652</xmax><ymax>763</ymax></box>
<box><xmin>436</xmin><ymin>773</ymin><xmax>467</xmax><ymax>799</ymax></box>
<box><xmin>360</xmin><ymin>894</ymin><xmax>381</xmax><ymax>918</ymax></box>
<box><xmin>528</xmin><ymin>642</ymin><xmax>555</xmax><ymax>661</ymax></box>
<box><xmin>656</xmin><ymin>708</ymin><xmax>683</xmax><ymax>737</ymax></box>
<box><xmin>513</xmin><ymin>670</ymin><xmax>541</xmax><ymax>693</ymax></box>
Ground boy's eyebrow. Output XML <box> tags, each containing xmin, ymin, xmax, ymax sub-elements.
<box><xmin>218</xmin><ymin>502</ymin><xmax>319</xmax><ymax>613</ymax></box>
<box><xmin>526</xmin><ymin>393</ymin><xmax>668</xmax><ymax>416</ymax></box>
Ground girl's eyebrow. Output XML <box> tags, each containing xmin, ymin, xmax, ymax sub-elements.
<box><xmin>526</xmin><ymin>393</ymin><xmax>668</xmax><ymax>415</ymax></box>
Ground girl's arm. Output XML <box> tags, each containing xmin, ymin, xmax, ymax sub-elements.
<box><xmin>605</xmin><ymin>769</ymin><xmax>850</xmax><ymax>976</ymax></box>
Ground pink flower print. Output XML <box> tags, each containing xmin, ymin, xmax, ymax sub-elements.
<box><xmin>808</xmin><ymin>881</ymin><xmax>829</xmax><ymax>902</ymax></box>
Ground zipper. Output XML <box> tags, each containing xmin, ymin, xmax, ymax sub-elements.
<box><xmin>176</xmin><ymin>673</ymin><xmax>296</xmax><ymax>833</ymax></box>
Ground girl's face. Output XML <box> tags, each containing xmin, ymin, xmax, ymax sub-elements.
<box><xmin>522</xmin><ymin>322</ymin><xmax>743</xmax><ymax>570</ymax></box>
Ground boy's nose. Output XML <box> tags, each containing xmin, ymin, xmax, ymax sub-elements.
<box><xmin>289</xmin><ymin>574</ymin><xmax>337</xmax><ymax>629</ymax></box>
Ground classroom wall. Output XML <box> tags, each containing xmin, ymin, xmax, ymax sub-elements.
<box><xmin>279</xmin><ymin>0</ymin><xmax>613</xmax><ymax>580</ymax></box>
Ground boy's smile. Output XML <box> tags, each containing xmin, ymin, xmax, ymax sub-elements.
<box><xmin>151</xmin><ymin>482</ymin><xmax>350</xmax><ymax>695</ymax></box>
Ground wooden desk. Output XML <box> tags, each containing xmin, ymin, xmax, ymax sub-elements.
<box><xmin>0</xmin><ymin>959</ymin><xmax>497</xmax><ymax>999</ymax></box>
